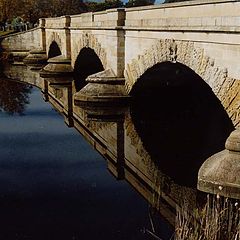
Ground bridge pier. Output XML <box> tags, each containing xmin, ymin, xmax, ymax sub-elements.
<box><xmin>83</xmin><ymin>105</ymin><xmax>126</xmax><ymax>180</ymax></box>
<box><xmin>40</xmin><ymin>55</ymin><xmax>73</xmax><ymax>78</ymax></box>
<box><xmin>42</xmin><ymin>79</ymin><xmax>49</xmax><ymax>102</ymax></box>
<box><xmin>74</xmin><ymin>69</ymin><xmax>130</xmax><ymax>106</ymax></box>
<box><xmin>198</xmin><ymin>128</ymin><xmax>240</xmax><ymax>199</ymax></box>
<box><xmin>23</xmin><ymin>49</ymin><xmax>47</xmax><ymax>69</ymax></box>
<box><xmin>50</xmin><ymin>82</ymin><xmax>74</xmax><ymax>127</ymax></box>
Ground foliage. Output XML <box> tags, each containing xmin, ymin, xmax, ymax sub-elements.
<box><xmin>0</xmin><ymin>0</ymin><xmax>157</xmax><ymax>24</ymax></box>
<box><xmin>0</xmin><ymin>65</ymin><xmax>32</xmax><ymax>115</ymax></box>
<box><xmin>85</xmin><ymin>0</ymin><xmax>123</xmax><ymax>12</ymax></box>
<box><xmin>0</xmin><ymin>0</ymin><xmax>18</xmax><ymax>22</ymax></box>
<box><xmin>125</xmin><ymin>0</ymin><xmax>154</xmax><ymax>7</ymax></box>
<box><xmin>0</xmin><ymin>0</ymin><xmax>87</xmax><ymax>24</ymax></box>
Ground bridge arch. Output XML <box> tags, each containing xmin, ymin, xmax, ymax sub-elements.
<box><xmin>129</xmin><ymin>61</ymin><xmax>235</xmax><ymax>186</ymax></box>
<box><xmin>73</xmin><ymin>47</ymin><xmax>104</xmax><ymax>91</ymax></box>
<box><xmin>125</xmin><ymin>39</ymin><xmax>240</xmax><ymax>127</ymax></box>
<box><xmin>46</xmin><ymin>32</ymin><xmax>62</xmax><ymax>58</ymax></box>
<box><xmin>72</xmin><ymin>32</ymin><xmax>107</xmax><ymax>71</ymax></box>
<box><xmin>48</xmin><ymin>41</ymin><xmax>62</xmax><ymax>58</ymax></box>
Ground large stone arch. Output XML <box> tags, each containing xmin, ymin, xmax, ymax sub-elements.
<box><xmin>125</xmin><ymin>39</ymin><xmax>240</xmax><ymax>127</ymax></box>
<box><xmin>73</xmin><ymin>47</ymin><xmax>104</xmax><ymax>92</ymax></box>
<box><xmin>72</xmin><ymin>32</ymin><xmax>107</xmax><ymax>70</ymax></box>
<box><xmin>46</xmin><ymin>32</ymin><xmax>62</xmax><ymax>58</ymax></box>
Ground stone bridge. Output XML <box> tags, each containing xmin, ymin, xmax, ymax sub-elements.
<box><xmin>1</xmin><ymin>0</ymin><xmax>240</xmax><ymax>198</ymax></box>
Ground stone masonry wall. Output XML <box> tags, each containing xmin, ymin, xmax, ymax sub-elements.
<box><xmin>1</xmin><ymin>28</ymin><xmax>42</xmax><ymax>52</ymax></box>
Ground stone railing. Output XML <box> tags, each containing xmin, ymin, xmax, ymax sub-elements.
<box><xmin>70</xmin><ymin>13</ymin><xmax>94</xmax><ymax>28</ymax></box>
<box><xmin>41</xmin><ymin>0</ymin><xmax>240</xmax><ymax>31</ymax></box>
<box><xmin>43</xmin><ymin>8</ymin><xmax>125</xmax><ymax>30</ymax></box>
<box><xmin>125</xmin><ymin>0</ymin><xmax>240</xmax><ymax>32</ymax></box>
<box><xmin>45</xmin><ymin>16</ymin><xmax>71</xmax><ymax>29</ymax></box>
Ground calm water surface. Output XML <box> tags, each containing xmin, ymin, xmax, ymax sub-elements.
<box><xmin>0</xmin><ymin>62</ymin><xmax>236</xmax><ymax>240</ymax></box>
<box><xmin>0</xmin><ymin>77</ymin><xmax>172</xmax><ymax>240</ymax></box>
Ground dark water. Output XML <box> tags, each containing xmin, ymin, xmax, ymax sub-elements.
<box><xmin>0</xmin><ymin>62</ymin><xmax>236</xmax><ymax>240</ymax></box>
<box><xmin>0</xmin><ymin>79</ymin><xmax>172</xmax><ymax>240</ymax></box>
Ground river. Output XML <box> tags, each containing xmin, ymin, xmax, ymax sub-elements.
<box><xmin>0</xmin><ymin>63</ymin><xmax>238</xmax><ymax>240</ymax></box>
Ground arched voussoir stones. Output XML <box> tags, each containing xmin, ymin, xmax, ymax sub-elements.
<box><xmin>72</xmin><ymin>32</ymin><xmax>107</xmax><ymax>70</ymax></box>
<box><xmin>124</xmin><ymin>39</ymin><xmax>240</xmax><ymax>127</ymax></box>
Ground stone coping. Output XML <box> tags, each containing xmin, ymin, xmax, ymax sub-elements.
<box><xmin>0</xmin><ymin>27</ymin><xmax>40</xmax><ymax>39</ymax></box>
<box><xmin>47</xmin><ymin>55</ymin><xmax>71</xmax><ymax>63</ymax></box>
<box><xmin>122</xmin><ymin>26</ymin><xmax>240</xmax><ymax>33</ymax></box>
<box><xmin>125</xmin><ymin>0</ymin><xmax>238</xmax><ymax>12</ymax></box>
<box><xmin>40</xmin><ymin>0</ymin><xmax>238</xmax><ymax>21</ymax></box>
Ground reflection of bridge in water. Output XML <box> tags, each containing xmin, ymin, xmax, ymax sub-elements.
<box><xmin>4</xmin><ymin>64</ymin><xmax>239</xmax><ymax>230</ymax></box>
<box><xmin>2</xmin><ymin>63</ymin><xmax>206</xmax><ymax>226</ymax></box>
<box><xmin>1</xmin><ymin>0</ymin><xmax>240</xmax><ymax>199</ymax></box>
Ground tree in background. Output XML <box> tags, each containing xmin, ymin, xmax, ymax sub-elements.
<box><xmin>125</xmin><ymin>0</ymin><xmax>154</xmax><ymax>7</ymax></box>
<box><xmin>50</xmin><ymin>0</ymin><xmax>87</xmax><ymax>16</ymax></box>
<box><xmin>85</xmin><ymin>0</ymin><xmax>123</xmax><ymax>12</ymax></box>
<box><xmin>0</xmin><ymin>0</ymin><xmax>87</xmax><ymax>26</ymax></box>
<box><xmin>0</xmin><ymin>0</ymin><xmax>18</xmax><ymax>22</ymax></box>
<box><xmin>0</xmin><ymin>0</ymin><xmax>157</xmax><ymax>28</ymax></box>
<box><xmin>0</xmin><ymin>78</ymin><xmax>32</xmax><ymax>115</ymax></box>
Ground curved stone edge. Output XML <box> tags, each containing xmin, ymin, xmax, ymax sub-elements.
<box><xmin>39</xmin><ymin>55</ymin><xmax>73</xmax><ymax>78</ymax></box>
<box><xmin>74</xmin><ymin>69</ymin><xmax>130</xmax><ymax>106</ymax></box>
<box><xmin>86</xmin><ymin>69</ymin><xmax>125</xmax><ymax>84</ymax></box>
<box><xmin>74</xmin><ymin>83</ymin><xmax>130</xmax><ymax>105</ymax></box>
<box><xmin>198</xmin><ymin>129</ymin><xmax>240</xmax><ymax>199</ymax></box>
<box><xmin>23</xmin><ymin>49</ymin><xmax>47</xmax><ymax>65</ymax></box>
<box><xmin>124</xmin><ymin>39</ymin><xmax>240</xmax><ymax>127</ymax></box>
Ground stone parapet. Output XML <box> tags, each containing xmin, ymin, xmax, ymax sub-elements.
<box><xmin>1</xmin><ymin>28</ymin><xmax>42</xmax><ymax>52</ymax></box>
<box><xmin>70</xmin><ymin>13</ymin><xmax>93</xmax><ymax>28</ymax></box>
<box><xmin>125</xmin><ymin>0</ymin><xmax>240</xmax><ymax>33</ymax></box>
<box><xmin>45</xmin><ymin>16</ymin><xmax>71</xmax><ymax>29</ymax></box>
<box><xmin>70</xmin><ymin>8</ymin><xmax>125</xmax><ymax>29</ymax></box>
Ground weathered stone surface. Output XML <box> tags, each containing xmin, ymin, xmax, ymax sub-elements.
<box><xmin>71</xmin><ymin>32</ymin><xmax>107</xmax><ymax>70</ymax></box>
<box><xmin>39</xmin><ymin>55</ymin><xmax>73</xmax><ymax>78</ymax></box>
<box><xmin>74</xmin><ymin>69</ymin><xmax>130</xmax><ymax>106</ymax></box>
<box><xmin>23</xmin><ymin>49</ymin><xmax>47</xmax><ymax>66</ymax></box>
<box><xmin>1</xmin><ymin>28</ymin><xmax>42</xmax><ymax>52</ymax></box>
<box><xmin>44</xmin><ymin>77</ymin><xmax>73</xmax><ymax>85</ymax></box>
<box><xmin>1</xmin><ymin>0</ymin><xmax>240</xmax><ymax>126</ymax></box>
<box><xmin>124</xmin><ymin>38</ymin><xmax>240</xmax><ymax>127</ymax></box>
<box><xmin>198</xmin><ymin>129</ymin><xmax>240</xmax><ymax>199</ymax></box>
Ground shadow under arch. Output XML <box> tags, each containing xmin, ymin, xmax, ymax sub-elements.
<box><xmin>130</xmin><ymin>62</ymin><xmax>234</xmax><ymax>187</ymax></box>
<box><xmin>48</xmin><ymin>41</ymin><xmax>62</xmax><ymax>58</ymax></box>
<box><xmin>73</xmin><ymin>47</ymin><xmax>104</xmax><ymax>92</ymax></box>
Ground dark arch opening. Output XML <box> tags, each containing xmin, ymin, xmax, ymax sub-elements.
<box><xmin>73</xmin><ymin>48</ymin><xmax>104</xmax><ymax>92</ymax></box>
<box><xmin>130</xmin><ymin>62</ymin><xmax>234</xmax><ymax>187</ymax></box>
<box><xmin>48</xmin><ymin>41</ymin><xmax>61</xmax><ymax>58</ymax></box>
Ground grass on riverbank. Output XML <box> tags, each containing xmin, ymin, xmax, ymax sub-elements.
<box><xmin>0</xmin><ymin>30</ymin><xmax>15</xmax><ymax>37</ymax></box>
<box><xmin>175</xmin><ymin>195</ymin><xmax>240</xmax><ymax>240</ymax></box>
